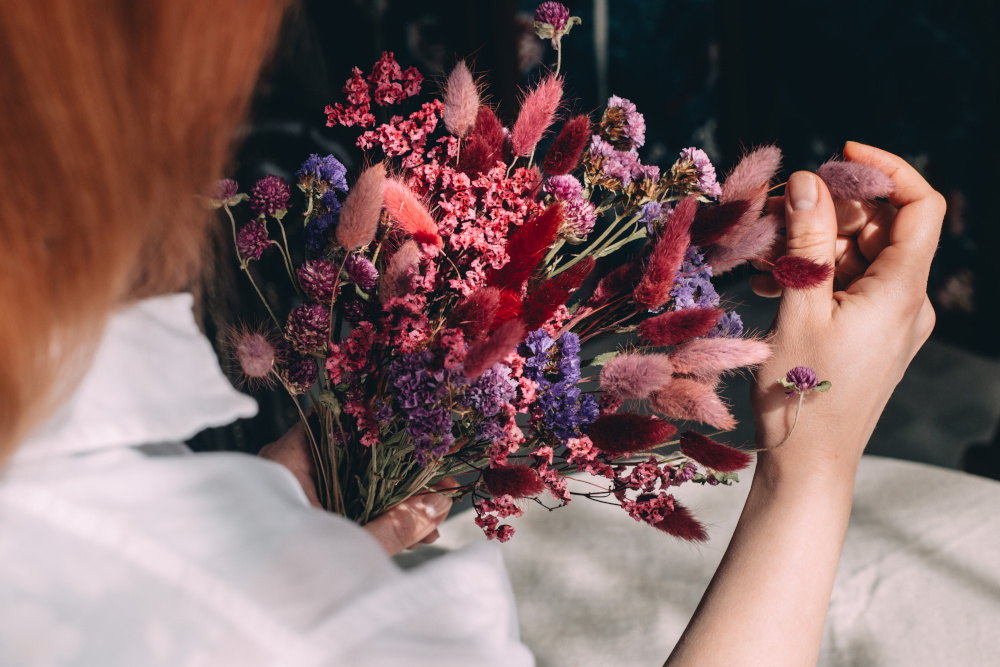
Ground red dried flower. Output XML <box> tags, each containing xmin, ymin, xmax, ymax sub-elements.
<box><xmin>690</xmin><ymin>199</ymin><xmax>753</xmax><ymax>247</ymax></box>
<box><xmin>772</xmin><ymin>255</ymin><xmax>833</xmax><ymax>289</ymax></box>
<box><xmin>449</xmin><ymin>286</ymin><xmax>501</xmax><ymax>342</ymax></box>
<box><xmin>285</xmin><ymin>304</ymin><xmax>331</xmax><ymax>354</ymax></box>
<box><xmin>543</xmin><ymin>115</ymin><xmax>591</xmax><ymax>176</ymax></box>
<box><xmin>459</xmin><ymin>106</ymin><xmax>506</xmax><ymax>176</ymax></box>
<box><xmin>482</xmin><ymin>464</ymin><xmax>546</xmax><ymax>499</ymax></box>
<box><xmin>383</xmin><ymin>178</ymin><xmax>442</xmax><ymax>248</ymax></box>
<box><xmin>638</xmin><ymin>307</ymin><xmax>722</xmax><ymax>347</ymax></box>
<box><xmin>679</xmin><ymin>431</ymin><xmax>753</xmax><ymax>472</ymax></box>
<box><xmin>652</xmin><ymin>499</ymin><xmax>708</xmax><ymax>542</ymax></box>
<box><xmin>487</xmin><ymin>202</ymin><xmax>564</xmax><ymax>291</ymax></box>
<box><xmin>585</xmin><ymin>261</ymin><xmax>642</xmax><ymax>308</ymax></box>
<box><xmin>491</xmin><ymin>288</ymin><xmax>526</xmax><ymax>326</ymax></box>
<box><xmin>463</xmin><ymin>319</ymin><xmax>527</xmax><ymax>379</ymax></box>
<box><xmin>521</xmin><ymin>257</ymin><xmax>595</xmax><ymax>330</ymax></box>
<box><xmin>633</xmin><ymin>197</ymin><xmax>697</xmax><ymax>309</ymax></box>
<box><xmin>586</xmin><ymin>413</ymin><xmax>677</xmax><ymax>456</ymax></box>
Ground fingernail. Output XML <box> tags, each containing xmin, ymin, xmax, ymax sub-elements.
<box><xmin>419</xmin><ymin>492</ymin><xmax>452</xmax><ymax>519</ymax></box>
<box><xmin>788</xmin><ymin>172</ymin><xmax>818</xmax><ymax>211</ymax></box>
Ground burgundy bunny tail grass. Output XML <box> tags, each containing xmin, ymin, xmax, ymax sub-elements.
<box><xmin>442</xmin><ymin>60</ymin><xmax>480</xmax><ymax>139</ymax></box>
<box><xmin>463</xmin><ymin>319</ymin><xmax>527</xmax><ymax>379</ymax></box>
<box><xmin>721</xmin><ymin>145</ymin><xmax>783</xmax><ymax>203</ymax></box>
<box><xmin>543</xmin><ymin>114</ymin><xmax>591</xmax><ymax>176</ymax></box>
<box><xmin>817</xmin><ymin>159</ymin><xmax>896</xmax><ymax>201</ymax></box>
<box><xmin>690</xmin><ymin>199</ymin><xmax>752</xmax><ymax>247</ymax></box>
<box><xmin>653</xmin><ymin>500</ymin><xmax>709</xmax><ymax>543</ymax></box>
<box><xmin>669</xmin><ymin>337</ymin><xmax>772</xmax><ymax>380</ymax></box>
<box><xmin>633</xmin><ymin>219</ymin><xmax>692</xmax><ymax>310</ymax></box>
<box><xmin>650</xmin><ymin>378</ymin><xmax>737</xmax><ymax>431</ymax></box>
<box><xmin>459</xmin><ymin>105</ymin><xmax>506</xmax><ymax>176</ymax></box>
<box><xmin>336</xmin><ymin>163</ymin><xmax>385</xmax><ymax>251</ymax></box>
<box><xmin>380</xmin><ymin>240</ymin><xmax>421</xmax><ymax>303</ymax></box>
<box><xmin>772</xmin><ymin>255</ymin><xmax>833</xmax><ymax>289</ymax></box>
<box><xmin>638</xmin><ymin>307</ymin><xmax>723</xmax><ymax>347</ymax></box>
<box><xmin>511</xmin><ymin>74</ymin><xmax>563</xmax><ymax>157</ymax></box>
<box><xmin>599</xmin><ymin>352</ymin><xmax>674</xmax><ymax>400</ymax></box>
<box><xmin>585</xmin><ymin>260</ymin><xmax>642</xmax><ymax>308</ymax></box>
<box><xmin>449</xmin><ymin>286</ymin><xmax>501</xmax><ymax>341</ymax></box>
<box><xmin>586</xmin><ymin>413</ymin><xmax>678</xmax><ymax>456</ymax></box>
<box><xmin>679</xmin><ymin>431</ymin><xmax>754</xmax><ymax>472</ymax></box>
<box><xmin>383</xmin><ymin>178</ymin><xmax>442</xmax><ymax>248</ymax></box>
<box><xmin>488</xmin><ymin>202</ymin><xmax>564</xmax><ymax>291</ymax></box>
<box><xmin>706</xmin><ymin>213</ymin><xmax>782</xmax><ymax>275</ymax></box>
<box><xmin>521</xmin><ymin>256</ymin><xmax>595</xmax><ymax>330</ymax></box>
<box><xmin>482</xmin><ymin>464</ymin><xmax>546</xmax><ymax>499</ymax></box>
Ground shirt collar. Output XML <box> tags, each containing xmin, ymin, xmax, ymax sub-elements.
<box><xmin>11</xmin><ymin>293</ymin><xmax>258</xmax><ymax>465</ymax></box>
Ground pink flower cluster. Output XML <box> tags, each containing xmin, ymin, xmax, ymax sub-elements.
<box><xmin>324</xmin><ymin>51</ymin><xmax>422</xmax><ymax>129</ymax></box>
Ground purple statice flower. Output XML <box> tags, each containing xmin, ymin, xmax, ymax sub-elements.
<box><xmin>589</xmin><ymin>136</ymin><xmax>660</xmax><ymax>187</ymax></box>
<box><xmin>785</xmin><ymin>366</ymin><xmax>818</xmax><ymax>392</ymax></box>
<box><xmin>670</xmin><ymin>245</ymin><xmax>720</xmax><ymax>310</ymax></box>
<box><xmin>304</xmin><ymin>211</ymin><xmax>337</xmax><ymax>252</ymax></box>
<box><xmin>321</xmin><ymin>190</ymin><xmax>343</xmax><ymax>216</ymax></box>
<box><xmin>462</xmin><ymin>363</ymin><xmax>517</xmax><ymax>442</ymax></box>
<box><xmin>297</xmin><ymin>154</ymin><xmax>349</xmax><ymax>193</ymax></box>
<box><xmin>285</xmin><ymin>304</ymin><xmax>331</xmax><ymax>354</ymax></box>
<box><xmin>640</xmin><ymin>201</ymin><xmax>673</xmax><ymax>236</ymax></box>
<box><xmin>236</xmin><ymin>221</ymin><xmax>269</xmax><ymax>261</ymax></box>
<box><xmin>345</xmin><ymin>254</ymin><xmax>379</xmax><ymax>291</ymax></box>
<box><xmin>249</xmin><ymin>175</ymin><xmax>291</xmax><ymax>216</ymax></box>
<box><xmin>544</xmin><ymin>175</ymin><xmax>597</xmax><ymax>244</ymax></box>
<box><xmin>606</xmin><ymin>96</ymin><xmax>646</xmax><ymax>148</ymax></box>
<box><xmin>522</xmin><ymin>331</ymin><xmax>599</xmax><ymax>443</ymax></box>
<box><xmin>275</xmin><ymin>340</ymin><xmax>318</xmax><ymax>395</ymax></box>
<box><xmin>387</xmin><ymin>351</ymin><xmax>469</xmax><ymax>465</ymax></box>
<box><xmin>679</xmin><ymin>147</ymin><xmax>722</xmax><ymax>199</ymax></box>
<box><xmin>535</xmin><ymin>1</ymin><xmax>570</xmax><ymax>31</ymax></box>
<box><xmin>708</xmin><ymin>311</ymin><xmax>744</xmax><ymax>339</ymax></box>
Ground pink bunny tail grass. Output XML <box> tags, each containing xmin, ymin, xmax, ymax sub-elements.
<box><xmin>510</xmin><ymin>74</ymin><xmax>563</xmax><ymax>157</ymax></box>
<box><xmin>487</xmin><ymin>202</ymin><xmax>564</xmax><ymax>291</ymax></box>
<box><xmin>543</xmin><ymin>114</ymin><xmax>591</xmax><ymax>176</ymax></box>
<box><xmin>336</xmin><ymin>163</ymin><xmax>385</xmax><ymax>251</ymax></box>
<box><xmin>463</xmin><ymin>319</ymin><xmax>527</xmax><ymax>378</ymax></box>
<box><xmin>669</xmin><ymin>337</ymin><xmax>772</xmax><ymax>380</ymax></box>
<box><xmin>690</xmin><ymin>199</ymin><xmax>753</xmax><ymax>247</ymax></box>
<box><xmin>586</xmin><ymin>413</ymin><xmax>678</xmax><ymax>456</ymax></box>
<box><xmin>772</xmin><ymin>255</ymin><xmax>833</xmax><ymax>289</ymax></box>
<box><xmin>521</xmin><ymin>256</ymin><xmax>595</xmax><ymax>331</ymax></box>
<box><xmin>653</xmin><ymin>499</ymin><xmax>709</xmax><ymax>543</ymax></box>
<box><xmin>633</xmin><ymin>203</ymin><xmax>694</xmax><ymax>310</ymax></box>
<box><xmin>442</xmin><ymin>60</ymin><xmax>480</xmax><ymax>138</ymax></box>
<box><xmin>383</xmin><ymin>178</ymin><xmax>442</xmax><ymax>248</ymax></box>
<box><xmin>679</xmin><ymin>431</ymin><xmax>753</xmax><ymax>473</ymax></box>
<box><xmin>599</xmin><ymin>352</ymin><xmax>674</xmax><ymax>400</ymax></box>
<box><xmin>720</xmin><ymin>145</ymin><xmax>783</xmax><ymax>204</ymax></box>
<box><xmin>459</xmin><ymin>105</ymin><xmax>506</xmax><ymax>176</ymax></box>
<box><xmin>585</xmin><ymin>260</ymin><xmax>642</xmax><ymax>308</ymax></box>
<box><xmin>380</xmin><ymin>240</ymin><xmax>421</xmax><ymax>303</ymax></box>
<box><xmin>638</xmin><ymin>307</ymin><xmax>723</xmax><ymax>347</ymax></box>
<box><xmin>706</xmin><ymin>213</ymin><xmax>782</xmax><ymax>275</ymax></box>
<box><xmin>817</xmin><ymin>159</ymin><xmax>896</xmax><ymax>201</ymax></box>
<box><xmin>449</xmin><ymin>286</ymin><xmax>501</xmax><ymax>342</ymax></box>
<box><xmin>482</xmin><ymin>464</ymin><xmax>546</xmax><ymax>499</ymax></box>
<box><xmin>228</xmin><ymin>326</ymin><xmax>277</xmax><ymax>388</ymax></box>
<box><xmin>650</xmin><ymin>378</ymin><xmax>737</xmax><ymax>431</ymax></box>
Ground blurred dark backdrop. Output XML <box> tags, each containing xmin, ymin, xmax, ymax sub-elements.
<box><xmin>191</xmin><ymin>0</ymin><xmax>1000</xmax><ymax>466</ymax></box>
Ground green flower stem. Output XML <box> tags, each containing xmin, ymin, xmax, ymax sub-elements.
<box><xmin>543</xmin><ymin>239</ymin><xmax>566</xmax><ymax>266</ymax></box>
<box><xmin>595</xmin><ymin>226</ymin><xmax>646</xmax><ymax>258</ymax></box>
<box><xmin>551</xmin><ymin>211</ymin><xmax>641</xmax><ymax>277</ymax></box>
<box><xmin>769</xmin><ymin>392</ymin><xmax>804</xmax><ymax>450</ymax></box>
<box><xmin>224</xmin><ymin>204</ymin><xmax>282</xmax><ymax>329</ymax></box>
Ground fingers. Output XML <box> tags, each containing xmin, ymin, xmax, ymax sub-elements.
<box><xmin>363</xmin><ymin>484</ymin><xmax>455</xmax><ymax>556</ymax></box>
<box><xmin>778</xmin><ymin>171</ymin><xmax>838</xmax><ymax>318</ymax></box>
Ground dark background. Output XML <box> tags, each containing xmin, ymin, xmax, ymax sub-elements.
<box><xmin>192</xmin><ymin>0</ymin><xmax>1000</xmax><ymax>469</ymax></box>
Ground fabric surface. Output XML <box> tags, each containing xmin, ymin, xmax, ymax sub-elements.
<box><xmin>0</xmin><ymin>294</ymin><xmax>533</xmax><ymax>667</ymax></box>
<box><xmin>437</xmin><ymin>456</ymin><xmax>1000</xmax><ymax>667</ymax></box>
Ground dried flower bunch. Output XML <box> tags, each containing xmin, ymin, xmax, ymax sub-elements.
<box><xmin>214</xmin><ymin>3</ymin><xmax>883</xmax><ymax>542</ymax></box>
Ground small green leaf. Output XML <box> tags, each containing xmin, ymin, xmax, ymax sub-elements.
<box><xmin>813</xmin><ymin>381</ymin><xmax>832</xmax><ymax>392</ymax></box>
<box><xmin>533</xmin><ymin>21</ymin><xmax>555</xmax><ymax>39</ymax></box>
<box><xmin>318</xmin><ymin>391</ymin><xmax>341</xmax><ymax>418</ymax></box>
<box><xmin>583</xmin><ymin>350</ymin><xmax>619</xmax><ymax>368</ymax></box>
<box><xmin>563</xmin><ymin>16</ymin><xmax>582</xmax><ymax>35</ymax></box>
<box><xmin>228</xmin><ymin>193</ymin><xmax>249</xmax><ymax>205</ymax></box>
<box><xmin>272</xmin><ymin>208</ymin><xmax>288</xmax><ymax>221</ymax></box>
<box><xmin>776</xmin><ymin>378</ymin><xmax>798</xmax><ymax>391</ymax></box>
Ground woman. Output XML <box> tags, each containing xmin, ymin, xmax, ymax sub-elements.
<box><xmin>0</xmin><ymin>1</ymin><xmax>944</xmax><ymax>665</ymax></box>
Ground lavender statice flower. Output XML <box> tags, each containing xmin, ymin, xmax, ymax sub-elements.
<box><xmin>250</xmin><ymin>175</ymin><xmax>291</xmax><ymax>216</ymax></box>
<box><xmin>708</xmin><ymin>311</ymin><xmax>744</xmax><ymax>339</ymax></box>
<box><xmin>236</xmin><ymin>221</ymin><xmax>269</xmax><ymax>261</ymax></box>
<box><xmin>345</xmin><ymin>254</ymin><xmax>379</xmax><ymax>291</ymax></box>
<box><xmin>544</xmin><ymin>175</ymin><xmax>598</xmax><ymax>243</ymax></box>
<box><xmin>304</xmin><ymin>211</ymin><xmax>337</xmax><ymax>252</ymax></box>
<box><xmin>603</xmin><ymin>95</ymin><xmax>646</xmax><ymax>149</ymax></box>
<box><xmin>297</xmin><ymin>154</ymin><xmax>349</xmax><ymax>193</ymax></box>
<box><xmin>679</xmin><ymin>147</ymin><xmax>722</xmax><ymax>199</ymax></box>
<box><xmin>670</xmin><ymin>245</ymin><xmax>720</xmax><ymax>310</ymax></box>
<box><xmin>461</xmin><ymin>363</ymin><xmax>517</xmax><ymax>442</ymax></box>
<box><xmin>640</xmin><ymin>201</ymin><xmax>672</xmax><ymax>237</ymax></box>
<box><xmin>522</xmin><ymin>331</ymin><xmax>599</xmax><ymax>443</ymax></box>
<box><xmin>589</xmin><ymin>136</ymin><xmax>659</xmax><ymax>187</ymax></box>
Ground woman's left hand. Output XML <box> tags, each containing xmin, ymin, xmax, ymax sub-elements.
<box><xmin>258</xmin><ymin>424</ymin><xmax>456</xmax><ymax>555</ymax></box>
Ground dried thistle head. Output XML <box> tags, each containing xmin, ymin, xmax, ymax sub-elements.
<box><xmin>226</xmin><ymin>324</ymin><xmax>278</xmax><ymax>389</ymax></box>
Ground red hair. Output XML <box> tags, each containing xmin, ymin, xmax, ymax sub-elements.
<box><xmin>0</xmin><ymin>0</ymin><xmax>290</xmax><ymax>460</ymax></box>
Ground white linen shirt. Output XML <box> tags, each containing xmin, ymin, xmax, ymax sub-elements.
<box><xmin>0</xmin><ymin>293</ymin><xmax>534</xmax><ymax>667</ymax></box>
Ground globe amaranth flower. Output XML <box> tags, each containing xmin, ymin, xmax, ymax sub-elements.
<box><xmin>677</xmin><ymin>147</ymin><xmax>722</xmax><ymax>199</ymax></box>
<box><xmin>250</xmin><ymin>175</ymin><xmax>291</xmax><ymax>217</ymax></box>
<box><xmin>670</xmin><ymin>245</ymin><xmax>720</xmax><ymax>311</ymax></box>
<box><xmin>297</xmin><ymin>154</ymin><xmax>349</xmax><ymax>193</ymax></box>
<box><xmin>785</xmin><ymin>366</ymin><xmax>817</xmax><ymax>392</ymax></box>
<box><xmin>298</xmin><ymin>259</ymin><xmax>339</xmax><ymax>304</ymax></box>
<box><xmin>522</xmin><ymin>330</ymin><xmax>599</xmax><ymax>443</ymax></box>
<box><xmin>276</xmin><ymin>340</ymin><xmax>318</xmax><ymax>395</ymax></box>
<box><xmin>544</xmin><ymin>175</ymin><xmax>597</xmax><ymax>244</ymax></box>
<box><xmin>285</xmin><ymin>303</ymin><xmax>331</xmax><ymax>354</ymax></box>
<box><xmin>344</xmin><ymin>254</ymin><xmax>379</xmax><ymax>291</ymax></box>
<box><xmin>599</xmin><ymin>95</ymin><xmax>646</xmax><ymax>150</ymax></box>
<box><xmin>236</xmin><ymin>221</ymin><xmax>269</xmax><ymax>261</ymax></box>
<box><xmin>206</xmin><ymin>179</ymin><xmax>243</xmax><ymax>209</ymax></box>
<box><xmin>534</xmin><ymin>2</ymin><xmax>579</xmax><ymax>47</ymax></box>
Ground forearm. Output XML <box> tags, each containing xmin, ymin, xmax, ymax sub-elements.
<box><xmin>665</xmin><ymin>451</ymin><xmax>856</xmax><ymax>667</ymax></box>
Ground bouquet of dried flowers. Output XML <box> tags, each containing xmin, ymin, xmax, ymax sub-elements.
<box><xmin>212</xmin><ymin>2</ymin><xmax>861</xmax><ymax>542</ymax></box>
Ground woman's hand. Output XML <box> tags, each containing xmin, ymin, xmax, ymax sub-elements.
<box><xmin>666</xmin><ymin>143</ymin><xmax>944</xmax><ymax>667</ymax></box>
<box><xmin>258</xmin><ymin>425</ymin><xmax>455</xmax><ymax>556</ymax></box>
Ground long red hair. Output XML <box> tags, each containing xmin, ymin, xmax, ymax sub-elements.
<box><xmin>0</xmin><ymin>0</ymin><xmax>291</xmax><ymax>460</ymax></box>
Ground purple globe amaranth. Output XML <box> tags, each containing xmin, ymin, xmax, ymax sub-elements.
<box><xmin>208</xmin><ymin>179</ymin><xmax>239</xmax><ymax>208</ymax></box>
<box><xmin>236</xmin><ymin>221</ymin><xmax>269</xmax><ymax>261</ymax></box>
<box><xmin>535</xmin><ymin>2</ymin><xmax>570</xmax><ymax>31</ymax></box>
<box><xmin>276</xmin><ymin>340</ymin><xmax>318</xmax><ymax>395</ymax></box>
<box><xmin>785</xmin><ymin>366</ymin><xmax>818</xmax><ymax>392</ymax></box>
<box><xmin>285</xmin><ymin>303</ymin><xmax>331</xmax><ymax>354</ymax></box>
<box><xmin>298</xmin><ymin>259</ymin><xmax>338</xmax><ymax>304</ymax></box>
<box><xmin>345</xmin><ymin>254</ymin><xmax>380</xmax><ymax>291</ymax></box>
<box><xmin>250</xmin><ymin>175</ymin><xmax>291</xmax><ymax>216</ymax></box>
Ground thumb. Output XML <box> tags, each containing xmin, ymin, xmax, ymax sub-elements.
<box><xmin>779</xmin><ymin>171</ymin><xmax>837</xmax><ymax>318</ymax></box>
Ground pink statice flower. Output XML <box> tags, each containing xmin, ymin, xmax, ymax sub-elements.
<box><xmin>543</xmin><ymin>175</ymin><xmax>597</xmax><ymax>243</ymax></box>
<box><xmin>678</xmin><ymin>147</ymin><xmax>722</xmax><ymax>198</ymax></box>
<box><xmin>589</xmin><ymin>136</ymin><xmax>659</xmax><ymax>187</ymax></box>
<box><xmin>602</xmin><ymin>95</ymin><xmax>646</xmax><ymax>149</ymax></box>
